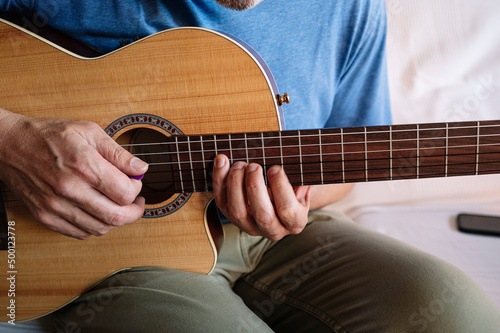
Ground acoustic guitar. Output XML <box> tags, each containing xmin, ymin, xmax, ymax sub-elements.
<box><xmin>0</xmin><ymin>17</ymin><xmax>499</xmax><ymax>322</ymax></box>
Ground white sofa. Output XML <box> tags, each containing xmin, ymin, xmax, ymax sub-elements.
<box><xmin>328</xmin><ymin>0</ymin><xmax>500</xmax><ymax>307</ymax></box>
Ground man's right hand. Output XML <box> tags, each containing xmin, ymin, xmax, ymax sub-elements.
<box><xmin>0</xmin><ymin>108</ymin><xmax>148</xmax><ymax>239</ymax></box>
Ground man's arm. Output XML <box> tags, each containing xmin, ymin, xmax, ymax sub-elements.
<box><xmin>0</xmin><ymin>107</ymin><xmax>148</xmax><ymax>239</ymax></box>
<box><xmin>309</xmin><ymin>183</ymin><xmax>354</xmax><ymax>212</ymax></box>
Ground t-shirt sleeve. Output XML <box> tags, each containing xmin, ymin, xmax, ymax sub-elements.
<box><xmin>0</xmin><ymin>1</ymin><xmax>35</xmax><ymax>15</ymax></box>
<box><xmin>326</xmin><ymin>1</ymin><xmax>392</xmax><ymax>128</ymax></box>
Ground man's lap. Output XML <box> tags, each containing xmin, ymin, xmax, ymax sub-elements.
<box><xmin>5</xmin><ymin>211</ymin><xmax>500</xmax><ymax>332</ymax></box>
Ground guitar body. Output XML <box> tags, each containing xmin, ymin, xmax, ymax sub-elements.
<box><xmin>0</xmin><ymin>19</ymin><xmax>282</xmax><ymax>321</ymax></box>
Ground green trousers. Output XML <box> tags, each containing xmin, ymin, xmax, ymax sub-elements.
<box><xmin>21</xmin><ymin>211</ymin><xmax>500</xmax><ymax>332</ymax></box>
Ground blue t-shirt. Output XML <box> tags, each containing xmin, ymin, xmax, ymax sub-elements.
<box><xmin>1</xmin><ymin>0</ymin><xmax>392</xmax><ymax>129</ymax></box>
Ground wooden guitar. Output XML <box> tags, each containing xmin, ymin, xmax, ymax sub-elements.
<box><xmin>1</xmin><ymin>18</ymin><xmax>499</xmax><ymax>321</ymax></box>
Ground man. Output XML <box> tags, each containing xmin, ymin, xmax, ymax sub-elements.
<box><xmin>1</xmin><ymin>0</ymin><xmax>500</xmax><ymax>332</ymax></box>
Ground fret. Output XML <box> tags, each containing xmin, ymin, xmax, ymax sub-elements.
<box><xmin>175</xmin><ymin>136</ymin><xmax>185</xmax><ymax>193</ymax></box>
<box><xmin>416</xmin><ymin>124</ymin><xmax>420</xmax><ymax>179</ymax></box>
<box><xmin>213</xmin><ymin>134</ymin><xmax>218</xmax><ymax>156</ymax></box>
<box><xmin>187</xmin><ymin>136</ymin><xmax>196</xmax><ymax>191</ymax></box>
<box><xmin>244</xmin><ymin>133</ymin><xmax>249</xmax><ymax>164</ymax></box>
<box><xmin>319</xmin><ymin>129</ymin><xmax>324</xmax><ymax>184</ymax></box>
<box><xmin>321</xmin><ymin>129</ymin><xmax>342</xmax><ymax>184</ymax></box>
<box><xmin>445</xmin><ymin>123</ymin><xmax>449</xmax><ymax>177</ymax></box>
<box><xmin>298</xmin><ymin>130</ymin><xmax>304</xmax><ymax>185</ymax></box>
<box><xmin>227</xmin><ymin>133</ymin><xmax>247</xmax><ymax>163</ymax></box>
<box><xmin>340</xmin><ymin>128</ymin><xmax>345</xmax><ymax>183</ymax></box>
<box><xmin>414</xmin><ymin>123</ymin><xmax>447</xmax><ymax>179</ymax></box>
<box><xmin>228</xmin><ymin>133</ymin><xmax>233</xmax><ymax>164</ymax></box>
<box><xmin>214</xmin><ymin>134</ymin><xmax>231</xmax><ymax>167</ymax></box>
<box><xmin>197</xmin><ymin>134</ymin><xmax>217</xmax><ymax>191</ymax></box>
<box><xmin>262</xmin><ymin>131</ymin><xmax>281</xmax><ymax>170</ymax></box>
<box><xmin>476</xmin><ymin>121</ymin><xmax>500</xmax><ymax>175</ymax></box>
<box><xmin>200</xmin><ymin>136</ymin><xmax>208</xmax><ymax>191</ymax></box>
<box><xmin>365</xmin><ymin>125</ymin><xmax>392</xmax><ymax>182</ymax></box>
<box><xmin>475</xmin><ymin>121</ymin><xmax>480</xmax><ymax>176</ymax></box>
<box><xmin>279</xmin><ymin>131</ymin><xmax>284</xmax><ymax>172</ymax></box>
<box><xmin>389</xmin><ymin>126</ymin><xmax>393</xmax><ymax>180</ymax></box>
<box><xmin>342</xmin><ymin>127</ymin><xmax>366</xmax><ymax>182</ymax></box>
<box><xmin>298</xmin><ymin>129</ymin><xmax>323</xmax><ymax>185</ymax></box>
<box><xmin>187</xmin><ymin>135</ymin><xmax>207</xmax><ymax>191</ymax></box>
<box><xmin>281</xmin><ymin>131</ymin><xmax>301</xmax><ymax>185</ymax></box>
<box><xmin>391</xmin><ymin>124</ymin><xmax>418</xmax><ymax>180</ymax></box>
<box><xmin>447</xmin><ymin>122</ymin><xmax>478</xmax><ymax>176</ymax></box>
<box><xmin>364</xmin><ymin>127</ymin><xmax>368</xmax><ymax>182</ymax></box>
<box><xmin>261</xmin><ymin>132</ymin><xmax>267</xmax><ymax>185</ymax></box>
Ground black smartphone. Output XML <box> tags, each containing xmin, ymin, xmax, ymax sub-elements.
<box><xmin>457</xmin><ymin>213</ymin><xmax>500</xmax><ymax>237</ymax></box>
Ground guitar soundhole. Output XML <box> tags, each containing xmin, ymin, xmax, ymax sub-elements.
<box><xmin>122</xmin><ymin>128</ymin><xmax>175</xmax><ymax>204</ymax></box>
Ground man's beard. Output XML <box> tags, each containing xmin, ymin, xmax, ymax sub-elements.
<box><xmin>214</xmin><ymin>0</ymin><xmax>264</xmax><ymax>11</ymax></box>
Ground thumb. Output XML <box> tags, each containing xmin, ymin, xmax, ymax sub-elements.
<box><xmin>92</xmin><ymin>130</ymin><xmax>149</xmax><ymax>177</ymax></box>
<box><xmin>294</xmin><ymin>185</ymin><xmax>311</xmax><ymax>207</ymax></box>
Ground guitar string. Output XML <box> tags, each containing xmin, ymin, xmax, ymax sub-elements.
<box><xmin>2</xmin><ymin>157</ymin><xmax>499</xmax><ymax>201</ymax></box>
<box><xmin>133</xmin><ymin>141</ymin><xmax>500</xmax><ymax>168</ymax></box>
<box><xmin>122</xmin><ymin>132</ymin><xmax>500</xmax><ymax>161</ymax></box>
<box><xmin>1</xmin><ymin>131</ymin><xmax>498</xmax><ymax>177</ymax></box>
<box><xmin>136</xmin><ymin>157</ymin><xmax>500</xmax><ymax>194</ymax></box>
<box><xmin>142</xmin><ymin>146</ymin><xmax>500</xmax><ymax>191</ymax></box>
<box><xmin>120</xmin><ymin>125</ymin><xmax>500</xmax><ymax>150</ymax></box>
<box><xmin>139</xmin><ymin>149</ymin><xmax>499</xmax><ymax>173</ymax></box>
<box><xmin>151</xmin><ymin>151</ymin><xmax>499</xmax><ymax>176</ymax></box>
<box><xmin>3</xmin><ymin>156</ymin><xmax>500</xmax><ymax>197</ymax></box>
<box><xmin>1</xmin><ymin>127</ymin><xmax>499</xmax><ymax>201</ymax></box>
<box><xmin>142</xmin><ymin>155</ymin><xmax>500</xmax><ymax>186</ymax></box>
<box><xmin>176</xmin><ymin>167</ymin><xmax>500</xmax><ymax>192</ymax></box>
<box><xmin>2</xmin><ymin>139</ymin><xmax>499</xmax><ymax>196</ymax></box>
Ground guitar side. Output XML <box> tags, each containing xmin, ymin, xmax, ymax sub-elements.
<box><xmin>0</xmin><ymin>19</ymin><xmax>283</xmax><ymax>321</ymax></box>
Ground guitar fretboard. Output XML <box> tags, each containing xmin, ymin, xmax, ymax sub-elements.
<box><xmin>142</xmin><ymin>120</ymin><xmax>500</xmax><ymax>193</ymax></box>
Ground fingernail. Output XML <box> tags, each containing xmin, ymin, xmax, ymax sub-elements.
<box><xmin>232</xmin><ymin>161</ymin><xmax>246</xmax><ymax>170</ymax></box>
<box><xmin>267</xmin><ymin>166</ymin><xmax>280</xmax><ymax>176</ymax></box>
<box><xmin>215</xmin><ymin>156</ymin><xmax>226</xmax><ymax>168</ymax></box>
<box><xmin>131</xmin><ymin>157</ymin><xmax>148</xmax><ymax>170</ymax></box>
<box><xmin>247</xmin><ymin>164</ymin><xmax>258</xmax><ymax>173</ymax></box>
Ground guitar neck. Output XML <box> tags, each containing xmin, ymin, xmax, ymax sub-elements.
<box><xmin>159</xmin><ymin>120</ymin><xmax>500</xmax><ymax>192</ymax></box>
